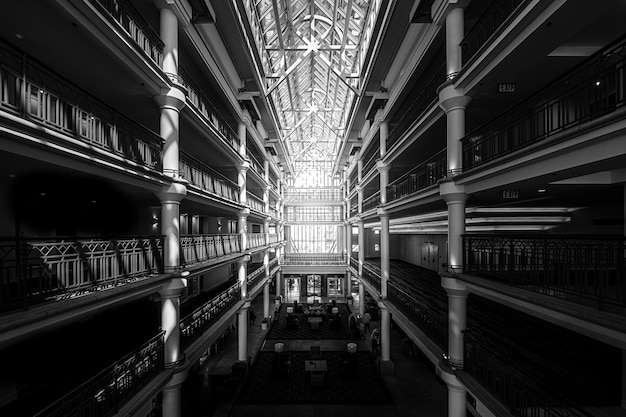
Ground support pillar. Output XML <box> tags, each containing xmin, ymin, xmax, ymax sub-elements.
<box><xmin>359</xmin><ymin>281</ymin><xmax>365</xmax><ymax>316</ymax></box>
<box><xmin>440</xmin><ymin>182</ymin><xmax>467</xmax><ymax>272</ymax></box>
<box><xmin>263</xmin><ymin>280</ymin><xmax>270</xmax><ymax>320</ymax></box>
<box><xmin>237</xmin><ymin>300</ymin><xmax>250</xmax><ymax>362</ymax></box>
<box><xmin>377</xmin><ymin>301</ymin><xmax>394</xmax><ymax>375</ymax></box>
<box><xmin>377</xmin><ymin>208</ymin><xmax>389</xmax><ymax>298</ymax></box>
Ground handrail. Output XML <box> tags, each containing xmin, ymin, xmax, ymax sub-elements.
<box><xmin>462</xmin><ymin>34</ymin><xmax>626</xmax><ymax>171</ymax></box>
<box><xmin>246</xmin><ymin>191</ymin><xmax>265</xmax><ymax>213</ymax></box>
<box><xmin>386</xmin><ymin>62</ymin><xmax>447</xmax><ymax>150</ymax></box>
<box><xmin>0</xmin><ymin>40</ymin><xmax>163</xmax><ymax>170</ymax></box>
<box><xmin>246</xmin><ymin>150</ymin><xmax>264</xmax><ymax>177</ymax></box>
<box><xmin>386</xmin><ymin>149</ymin><xmax>446</xmax><ymax>203</ymax></box>
<box><xmin>246</xmin><ymin>233</ymin><xmax>267</xmax><ymax>250</ymax></box>
<box><xmin>281</xmin><ymin>254</ymin><xmax>346</xmax><ymax>265</ymax></box>
<box><xmin>285</xmin><ymin>206</ymin><xmax>342</xmax><ymax>222</ymax></box>
<box><xmin>461</xmin><ymin>0</ymin><xmax>532</xmax><ymax>67</ymax></box>
<box><xmin>34</xmin><ymin>331</ymin><xmax>165</xmax><ymax>417</ymax></box>
<box><xmin>362</xmin><ymin>191</ymin><xmax>380</xmax><ymax>212</ymax></box>
<box><xmin>0</xmin><ymin>236</ymin><xmax>163</xmax><ymax>312</ymax></box>
<box><xmin>89</xmin><ymin>0</ymin><xmax>164</xmax><ymax>66</ymax></box>
<box><xmin>283</xmin><ymin>187</ymin><xmax>343</xmax><ymax>201</ymax></box>
<box><xmin>180</xmin><ymin>234</ymin><xmax>241</xmax><ymax>266</ymax></box>
<box><xmin>180</xmin><ymin>151</ymin><xmax>240</xmax><ymax>203</ymax></box>
<box><xmin>463</xmin><ymin>234</ymin><xmax>626</xmax><ymax>309</ymax></box>
<box><xmin>178</xmin><ymin>67</ymin><xmax>240</xmax><ymax>153</ymax></box>
<box><xmin>180</xmin><ymin>281</ymin><xmax>241</xmax><ymax>347</ymax></box>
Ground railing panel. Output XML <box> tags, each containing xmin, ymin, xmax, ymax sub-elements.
<box><xmin>247</xmin><ymin>191</ymin><xmax>265</xmax><ymax>213</ymax></box>
<box><xmin>246</xmin><ymin>233</ymin><xmax>267</xmax><ymax>250</ymax></box>
<box><xmin>180</xmin><ymin>235</ymin><xmax>241</xmax><ymax>267</ymax></box>
<box><xmin>386</xmin><ymin>149</ymin><xmax>446</xmax><ymax>203</ymax></box>
<box><xmin>463</xmin><ymin>35</ymin><xmax>626</xmax><ymax>171</ymax></box>
<box><xmin>35</xmin><ymin>331</ymin><xmax>165</xmax><ymax>417</ymax></box>
<box><xmin>282</xmin><ymin>254</ymin><xmax>346</xmax><ymax>265</ymax></box>
<box><xmin>362</xmin><ymin>191</ymin><xmax>380</xmax><ymax>212</ymax></box>
<box><xmin>180</xmin><ymin>152</ymin><xmax>239</xmax><ymax>204</ymax></box>
<box><xmin>247</xmin><ymin>263</ymin><xmax>266</xmax><ymax>288</ymax></box>
<box><xmin>463</xmin><ymin>234</ymin><xmax>626</xmax><ymax>309</ymax></box>
<box><xmin>284</xmin><ymin>188</ymin><xmax>343</xmax><ymax>201</ymax></box>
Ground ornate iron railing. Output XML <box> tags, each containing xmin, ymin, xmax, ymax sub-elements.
<box><xmin>247</xmin><ymin>191</ymin><xmax>265</xmax><ymax>213</ymax></box>
<box><xmin>362</xmin><ymin>191</ymin><xmax>380</xmax><ymax>212</ymax></box>
<box><xmin>284</xmin><ymin>188</ymin><xmax>343</xmax><ymax>201</ymax></box>
<box><xmin>281</xmin><ymin>254</ymin><xmax>346</xmax><ymax>265</ymax></box>
<box><xmin>386</xmin><ymin>62</ymin><xmax>447</xmax><ymax>150</ymax></box>
<box><xmin>462</xmin><ymin>34</ymin><xmax>626</xmax><ymax>171</ymax></box>
<box><xmin>387</xmin><ymin>282</ymin><xmax>447</xmax><ymax>350</ymax></box>
<box><xmin>34</xmin><ymin>331</ymin><xmax>165</xmax><ymax>417</ymax></box>
<box><xmin>178</xmin><ymin>67</ymin><xmax>240</xmax><ymax>153</ymax></box>
<box><xmin>246</xmin><ymin>151</ymin><xmax>264</xmax><ymax>177</ymax></box>
<box><xmin>386</xmin><ymin>149</ymin><xmax>446</xmax><ymax>203</ymax></box>
<box><xmin>361</xmin><ymin>141</ymin><xmax>379</xmax><ymax>177</ymax></box>
<box><xmin>350</xmin><ymin>256</ymin><xmax>359</xmax><ymax>272</ymax></box>
<box><xmin>361</xmin><ymin>262</ymin><xmax>381</xmax><ymax>289</ymax></box>
<box><xmin>180</xmin><ymin>152</ymin><xmax>239</xmax><ymax>204</ymax></box>
<box><xmin>180</xmin><ymin>281</ymin><xmax>241</xmax><ymax>347</ymax></box>
<box><xmin>180</xmin><ymin>234</ymin><xmax>241</xmax><ymax>267</ymax></box>
<box><xmin>0</xmin><ymin>41</ymin><xmax>163</xmax><ymax>170</ymax></box>
<box><xmin>90</xmin><ymin>0</ymin><xmax>164</xmax><ymax>66</ymax></box>
<box><xmin>0</xmin><ymin>236</ymin><xmax>163</xmax><ymax>311</ymax></box>
<box><xmin>461</xmin><ymin>0</ymin><xmax>532</xmax><ymax>68</ymax></box>
<box><xmin>247</xmin><ymin>263</ymin><xmax>266</xmax><ymax>289</ymax></box>
<box><xmin>464</xmin><ymin>331</ymin><xmax>594</xmax><ymax>417</ymax></box>
<box><xmin>285</xmin><ymin>206</ymin><xmax>343</xmax><ymax>222</ymax></box>
<box><xmin>246</xmin><ymin>233</ymin><xmax>267</xmax><ymax>250</ymax></box>
<box><xmin>463</xmin><ymin>234</ymin><xmax>626</xmax><ymax>310</ymax></box>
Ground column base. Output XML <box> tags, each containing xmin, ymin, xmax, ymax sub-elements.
<box><xmin>379</xmin><ymin>359</ymin><xmax>394</xmax><ymax>376</ymax></box>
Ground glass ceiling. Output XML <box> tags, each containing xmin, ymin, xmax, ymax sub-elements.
<box><xmin>243</xmin><ymin>0</ymin><xmax>382</xmax><ymax>183</ymax></box>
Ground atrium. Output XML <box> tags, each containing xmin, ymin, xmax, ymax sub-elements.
<box><xmin>1</xmin><ymin>1</ymin><xmax>626</xmax><ymax>416</ymax></box>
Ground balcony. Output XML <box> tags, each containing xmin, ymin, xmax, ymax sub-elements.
<box><xmin>462</xmin><ymin>35</ymin><xmax>626</xmax><ymax>171</ymax></box>
<box><xmin>246</xmin><ymin>233</ymin><xmax>267</xmax><ymax>251</ymax></box>
<box><xmin>89</xmin><ymin>0</ymin><xmax>164</xmax><ymax>67</ymax></box>
<box><xmin>282</xmin><ymin>254</ymin><xmax>346</xmax><ymax>266</ymax></box>
<box><xmin>0</xmin><ymin>236</ymin><xmax>163</xmax><ymax>312</ymax></box>
<box><xmin>0</xmin><ymin>41</ymin><xmax>163</xmax><ymax>171</ymax></box>
<box><xmin>180</xmin><ymin>152</ymin><xmax>240</xmax><ymax>204</ymax></box>
<box><xmin>362</xmin><ymin>191</ymin><xmax>380</xmax><ymax>212</ymax></box>
<box><xmin>247</xmin><ymin>192</ymin><xmax>265</xmax><ymax>213</ymax></box>
<box><xmin>284</xmin><ymin>188</ymin><xmax>343</xmax><ymax>202</ymax></box>
<box><xmin>34</xmin><ymin>331</ymin><xmax>165</xmax><ymax>417</ymax></box>
<box><xmin>463</xmin><ymin>234</ymin><xmax>626</xmax><ymax>311</ymax></box>
<box><xmin>178</xmin><ymin>68</ymin><xmax>240</xmax><ymax>153</ymax></box>
<box><xmin>386</xmin><ymin>149</ymin><xmax>446</xmax><ymax>204</ymax></box>
<box><xmin>180</xmin><ymin>234</ymin><xmax>241</xmax><ymax>267</ymax></box>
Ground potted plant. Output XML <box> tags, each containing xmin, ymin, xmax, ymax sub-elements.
<box><xmin>260</xmin><ymin>318</ymin><xmax>269</xmax><ymax>330</ymax></box>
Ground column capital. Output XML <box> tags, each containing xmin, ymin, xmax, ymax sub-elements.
<box><xmin>440</xmin><ymin>276</ymin><xmax>468</xmax><ymax>296</ymax></box>
<box><xmin>355</xmin><ymin>184</ymin><xmax>364</xmax><ymax>193</ymax></box>
<box><xmin>438</xmin><ymin>83</ymin><xmax>472</xmax><ymax>113</ymax></box>
<box><xmin>154</xmin><ymin>84</ymin><xmax>187</xmax><ymax>110</ymax></box>
<box><xmin>374</xmin><ymin>108</ymin><xmax>386</xmax><ymax>125</ymax></box>
<box><xmin>238</xmin><ymin>255</ymin><xmax>251</xmax><ymax>265</ymax></box>
<box><xmin>431</xmin><ymin>0</ymin><xmax>471</xmax><ymax>26</ymax></box>
<box><xmin>439</xmin><ymin>180</ymin><xmax>467</xmax><ymax>203</ymax></box>
<box><xmin>241</xmin><ymin>108</ymin><xmax>253</xmax><ymax>125</ymax></box>
<box><xmin>156</xmin><ymin>181</ymin><xmax>187</xmax><ymax>202</ymax></box>
<box><xmin>376</xmin><ymin>207</ymin><xmax>389</xmax><ymax>218</ymax></box>
<box><xmin>239</xmin><ymin>207</ymin><xmax>250</xmax><ymax>218</ymax></box>
<box><xmin>376</xmin><ymin>160</ymin><xmax>390</xmax><ymax>173</ymax></box>
<box><xmin>238</xmin><ymin>160</ymin><xmax>250</xmax><ymax>171</ymax></box>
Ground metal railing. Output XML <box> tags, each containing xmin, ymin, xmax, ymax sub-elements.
<box><xmin>350</xmin><ymin>256</ymin><xmax>359</xmax><ymax>272</ymax></box>
<box><xmin>361</xmin><ymin>262</ymin><xmax>381</xmax><ymax>289</ymax></box>
<box><xmin>180</xmin><ymin>234</ymin><xmax>241</xmax><ymax>267</ymax></box>
<box><xmin>246</xmin><ymin>151</ymin><xmax>264</xmax><ymax>177</ymax></box>
<box><xmin>180</xmin><ymin>281</ymin><xmax>241</xmax><ymax>347</ymax></box>
<box><xmin>35</xmin><ymin>331</ymin><xmax>165</xmax><ymax>417</ymax></box>
<box><xmin>281</xmin><ymin>253</ymin><xmax>346</xmax><ymax>265</ymax></box>
<box><xmin>0</xmin><ymin>236</ymin><xmax>163</xmax><ymax>311</ymax></box>
<box><xmin>247</xmin><ymin>263</ymin><xmax>266</xmax><ymax>288</ymax></box>
<box><xmin>386</xmin><ymin>149</ymin><xmax>446</xmax><ymax>203</ymax></box>
<box><xmin>180</xmin><ymin>151</ymin><xmax>240</xmax><ymax>204</ymax></box>
<box><xmin>284</xmin><ymin>188</ymin><xmax>343</xmax><ymax>201</ymax></box>
<box><xmin>464</xmin><ymin>331</ymin><xmax>594</xmax><ymax>417</ymax></box>
<box><xmin>386</xmin><ymin>63</ymin><xmax>447</xmax><ymax>150</ymax></box>
<box><xmin>247</xmin><ymin>192</ymin><xmax>265</xmax><ymax>213</ymax></box>
<box><xmin>285</xmin><ymin>206</ymin><xmax>343</xmax><ymax>222</ymax></box>
<box><xmin>462</xmin><ymin>34</ymin><xmax>626</xmax><ymax>171</ymax></box>
<box><xmin>90</xmin><ymin>0</ymin><xmax>164</xmax><ymax>66</ymax></box>
<box><xmin>362</xmin><ymin>191</ymin><xmax>380</xmax><ymax>212</ymax></box>
<box><xmin>461</xmin><ymin>0</ymin><xmax>532</xmax><ymax>67</ymax></box>
<box><xmin>0</xmin><ymin>41</ymin><xmax>163</xmax><ymax>170</ymax></box>
<box><xmin>387</xmin><ymin>282</ymin><xmax>447</xmax><ymax>350</ymax></box>
<box><xmin>463</xmin><ymin>234</ymin><xmax>626</xmax><ymax>310</ymax></box>
<box><xmin>361</xmin><ymin>142</ymin><xmax>379</xmax><ymax>177</ymax></box>
<box><xmin>178</xmin><ymin>67</ymin><xmax>240</xmax><ymax>153</ymax></box>
<box><xmin>246</xmin><ymin>233</ymin><xmax>267</xmax><ymax>250</ymax></box>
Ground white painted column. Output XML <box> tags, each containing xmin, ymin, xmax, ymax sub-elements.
<box><xmin>378</xmin><ymin>302</ymin><xmax>394</xmax><ymax>375</ymax></box>
<box><xmin>378</xmin><ymin>208</ymin><xmax>389</xmax><ymax>299</ymax></box>
<box><xmin>263</xmin><ymin>250</ymin><xmax>270</xmax><ymax>318</ymax></box>
<box><xmin>237</xmin><ymin>300</ymin><xmax>250</xmax><ymax>362</ymax></box>
<box><xmin>440</xmin><ymin>182</ymin><xmax>467</xmax><ymax>271</ymax></box>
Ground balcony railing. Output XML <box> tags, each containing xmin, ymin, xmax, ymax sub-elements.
<box><xmin>387</xmin><ymin>282</ymin><xmax>447</xmax><ymax>350</ymax></box>
<box><xmin>246</xmin><ymin>151</ymin><xmax>264</xmax><ymax>177</ymax></box>
<box><xmin>362</xmin><ymin>191</ymin><xmax>380</xmax><ymax>212</ymax></box>
<box><xmin>180</xmin><ymin>152</ymin><xmax>240</xmax><ymax>204</ymax></box>
<box><xmin>268</xmin><ymin>234</ymin><xmax>280</xmax><ymax>244</ymax></box>
<box><xmin>180</xmin><ymin>281</ymin><xmax>240</xmax><ymax>347</ymax></box>
<box><xmin>90</xmin><ymin>0</ymin><xmax>164</xmax><ymax>66</ymax></box>
<box><xmin>285</xmin><ymin>207</ymin><xmax>342</xmax><ymax>222</ymax></box>
<box><xmin>386</xmin><ymin>149</ymin><xmax>446</xmax><ymax>203</ymax></box>
<box><xmin>281</xmin><ymin>254</ymin><xmax>346</xmax><ymax>266</ymax></box>
<box><xmin>0</xmin><ymin>236</ymin><xmax>163</xmax><ymax>312</ymax></box>
<box><xmin>461</xmin><ymin>0</ymin><xmax>532</xmax><ymax>67</ymax></box>
<box><xmin>178</xmin><ymin>67</ymin><xmax>240</xmax><ymax>153</ymax></box>
<box><xmin>246</xmin><ymin>233</ymin><xmax>267</xmax><ymax>250</ymax></box>
<box><xmin>247</xmin><ymin>263</ymin><xmax>266</xmax><ymax>288</ymax></box>
<box><xmin>180</xmin><ymin>234</ymin><xmax>241</xmax><ymax>267</ymax></box>
<box><xmin>386</xmin><ymin>62</ymin><xmax>447</xmax><ymax>150</ymax></box>
<box><xmin>464</xmin><ymin>331</ymin><xmax>593</xmax><ymax>417</ymax></box>
<box><xmin>361</xmin><ymin>263</ymin><xmax>381</xmax><ymax>289</ymax></box>
<box><xmin>350</xmin><ymin>256</ymin><xmax>359</xmax><ymax>272</ymax></box>
<box><xmin>463</xmin><ymin>234</ymin><xmax>626</xmax><ymax>310</ymax></box>
<box><xmin>247</xmin><ymin>191</ymin><xmax>265</xmax><ymax>213</ymax></box>
<box><xmin>35</xmin><ymin>331</ymin><xmax>165</xmax><ymax>417</ymax></box>
<box><xmin>462</xmin><ymin>34</ymin><xmax>626</xmax><ymax>171</ymax></box>
<box><xmin>0</xmin><ymin>41</ymin><xmax>163</xmax><ymax>170</ymax></box>
<box><xmin>361</xmin><ymin>143</ymin><xmax>379</xmax><ymax>177</ymax></box>
<box><xmin>284</xmin><ymin>188</ymin><xmax>343</xmax><ymax>201</ymax></box>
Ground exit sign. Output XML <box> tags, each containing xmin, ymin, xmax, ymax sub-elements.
<box><xmin>502</xmin><ymin>190</ymin><xmax>519</xmax><ymax>199</ymax></box>
<box><xmin>498</xmin><ymin>82</ymin><xmax>516</xmax><ymax>93</ymax></box>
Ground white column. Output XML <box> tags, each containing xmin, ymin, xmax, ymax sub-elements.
<box><xmin>238</xmin><ymin>121</ymin><xmax>247</xmax><ymax>157</ymax></box>
<box><xmin>379</xmin><ymin>120</ymin><xmax>388</xmax><ymax>157</ymax></box>
<box><xmin>358</xmin><ymin>280</ymin><xmax>365</xmax><ymax>316</ymax></box>
<box><xmin>237</xmin><ymin>302</ymin><xmax>249</xmax><ymax>362</ymax></box>
<box><xmin>238</xmin><ymin>255</ymin><xmax>249</xmax><ymax>299</ymax></box>
<box><xmin>378</xmin><ymin>208</ymin><xmax>389</xmax><ymax>299</ymax></box>
<box><xmin>446</xmin><ymin>6</ymin><xmax>464</xmax><ymax>79</ymax></box>
<box><xmin>378</xmin><ymin>302</ymin><xmax>394</xmax><ymax>375</ymax></box>
<box><xmin>238</xmin><ymin>162</ymin><xmax>249</xmax><ymax>206</ymax></box>
<box><xmin>263</xmin><ymin>250</ymin><xmax>270</xmax><ymax>318</ymax></box>
<box><xmin>239</xmin><ymin>208</ymin><xmax>249</xmax><ymax>253</ymax></box>
<box><xmin>377</xmin><ymin>161</ymin><xmax>390</xmax><ymax>205</ymax></box>
<box><xmin>440</xmin><ymin>182</ymin><xmax>467</xmax><ymax>271</ymax></box>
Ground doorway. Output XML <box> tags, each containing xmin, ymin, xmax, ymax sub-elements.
<box><xmin>421</xmin><ymin>242</ymin><xmax>439</xmax><ymax>270</ymax></box>
<box><xmin>327</xmin><ymin>276</ymin><xmax>343</xmax><ymax>298</ymax></box>
<box><xmin>306</xmin><ymin>274</ymin><xmax>322</xmax><ymax>299</ymax></box>
<box><xmin>285</xmin><ymin>277</ymin><xmax>301</xmax><ymax>302</ymax></box>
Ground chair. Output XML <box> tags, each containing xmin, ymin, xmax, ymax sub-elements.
<box><xmin>273</xmin><ymin>352</ymin><xmax>291</xmax><ymax>377</ymax></box>
<box><xmin>309</xmin><ymin>345</ymin><xmax>322</xmax><ymax>359</ymax></box>
<box><xmin>287</xmin><ymin>314</ymin><xmax>299</xmax><ymax>330</ymax></box>
<box><xmin>310</xmin><ymin>370</ymin><xmax>325</xmax><ymax>388</ymax></box>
